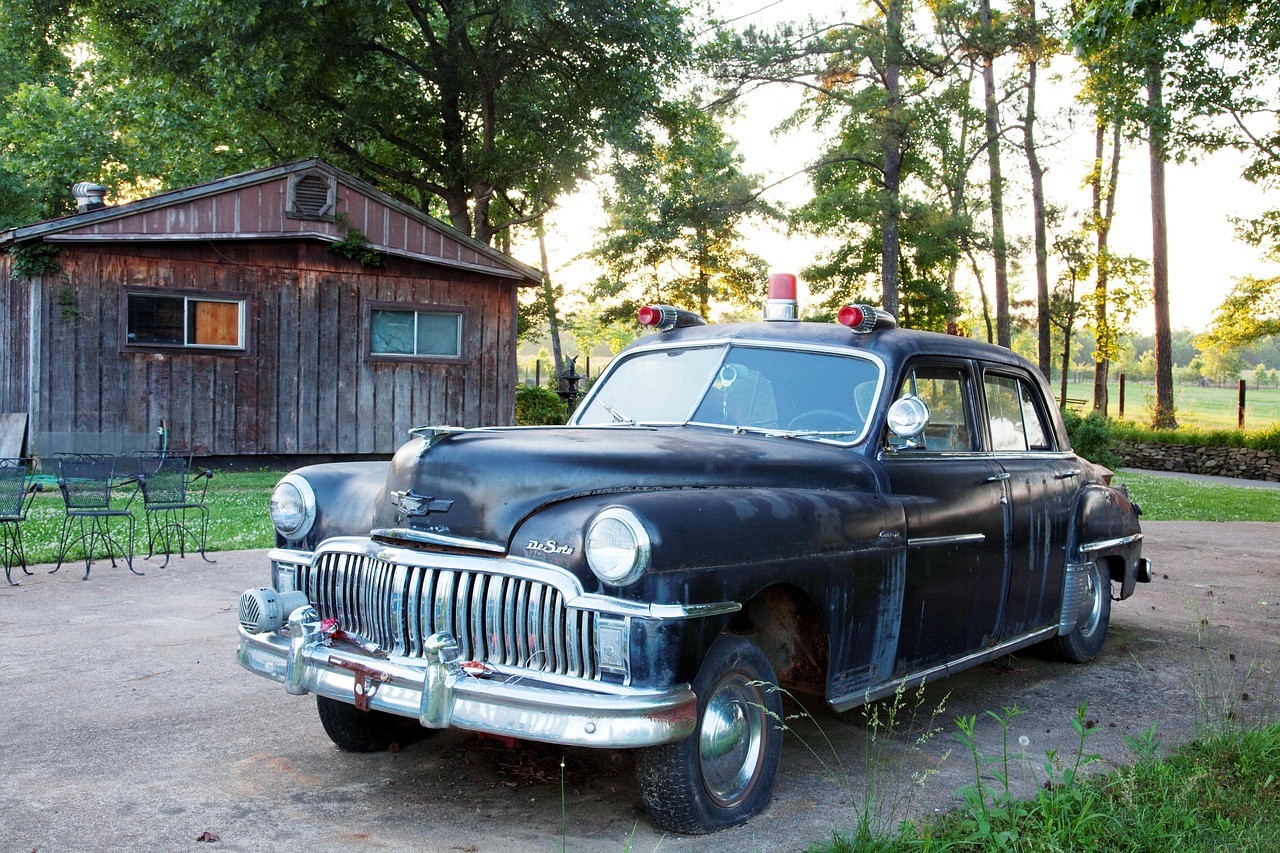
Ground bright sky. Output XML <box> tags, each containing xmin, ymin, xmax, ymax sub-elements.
<box><xmin>534</xmin><ymin>0</ymin><xmax>1278</xmax><ymax>335</ymax></box>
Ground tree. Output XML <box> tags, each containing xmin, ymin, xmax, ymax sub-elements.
<box><xmin>707</xmin><ymin>3</ymin><xmax>949</xmax><ymax>317</ymax></box>
<box><xmin>1049</xmin><ymin>223</ymin><xmax>1092</xmax><ymax>407</ymax></box>
<box><xmin>589</xmin><ymin>99</ymin><xmax>775</xmax><ymax>319</ymax></box>
<box><xmin>22</xmin><ymin>0</ymin><xmax>689</xmax><ymax>245</ymax></box>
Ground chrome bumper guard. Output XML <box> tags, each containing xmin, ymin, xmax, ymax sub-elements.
<box><xmin>237</xmin><ymin>605</ymin><xmax>697</xmax><ymax>749</ymax></box>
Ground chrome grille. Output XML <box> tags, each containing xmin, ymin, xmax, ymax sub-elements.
<box><xmin>300</xmin><ymin>549</ymin><xmax>599</xmax><ymax>680</ymax></box>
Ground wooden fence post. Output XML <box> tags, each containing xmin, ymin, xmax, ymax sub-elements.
<box><xmin>535</xmin><ymin>359</ymin><xmax>541</xmax><ymax>388</ymax></box>
<box><xmin>1239</xmin><ymin>379</ymin><xmax>1247</xmax><ymax>429</ymax></box>
<box><xmin>1118</xmin><ymin>374</ymin><xmax>1126</xmax><ymax>420</ymax></box>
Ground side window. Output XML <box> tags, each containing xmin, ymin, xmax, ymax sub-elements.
<box><xmin>367</xmin><ymin>303</ymin><xmax>465</xmax><ymax>360</ymax></box>
<box><xmin>984</xmin><ymin>373</ymin><xmax>1054</xmax><ymax>451</ymax></box>
<box><xmin>892</xmin><ymin>365</ymin><xmax>973</xmax><ymax>451</ymax></box>
<box><xmin>125</xmin><ymin>291</ymin><xmax>246</xmax><ymax>351</ymax></box>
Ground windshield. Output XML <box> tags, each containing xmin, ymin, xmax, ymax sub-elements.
<box><xmin>575</xmin><ymin>343</ymin><xmax>883</xmax><ymax>443</ymax></box>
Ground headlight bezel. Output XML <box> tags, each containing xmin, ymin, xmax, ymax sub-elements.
<box><xmin>270</xmin><ymin>473</ymin><xmax>317</xmax><ymax>541</ymax></box>
<box><xmin>585</xmin><ymin>507</ymin><xmax>651</xmax><ymax>586</ymax></box>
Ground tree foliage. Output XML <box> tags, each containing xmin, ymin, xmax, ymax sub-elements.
<box><xmin>589</xmin><ymin>98</ymin><xmax>775</xmax><ymax>319</ymax></box>
<box><xmin>3</xmin><ymin>0</ymin><xmax>690</xmax><ymax>245</ymax></box>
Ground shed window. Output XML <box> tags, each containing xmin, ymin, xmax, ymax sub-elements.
<box><xmin>127</xmin><ymin>293</ymin><xmax>245</xmax><ymax>349</ymax></box>
<box><xmin>370</xmin><ymin>309</ymin><xmax>462</xmax><ymax>358</ymax></box>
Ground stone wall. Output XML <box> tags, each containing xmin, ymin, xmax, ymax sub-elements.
<box><xmin>1119</xmin><ymin>441</ymin><xmax>1280</xmax><ymax>482</ymax></box>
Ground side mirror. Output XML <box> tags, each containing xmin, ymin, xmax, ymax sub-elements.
<box><xmin>886</xmin><ymin>395</ymin><xmax>930</xmax><ymax>439</ymax></box>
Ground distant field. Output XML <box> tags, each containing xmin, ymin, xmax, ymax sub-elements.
<box><xmin>1063</xmin><ymin>380</ymin><xmax>1280</xmax><ymax>430</ymax></box>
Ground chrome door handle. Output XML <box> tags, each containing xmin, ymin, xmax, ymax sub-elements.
<box><xmin>1055</xmin><ymin>469</ymin><xmax>1082</xmax><ymax>479</ymax></box>
<box><xmin>985</xmin><ymin>472</ymin><xmax>1010</xmax><ymax>482</ymax></box>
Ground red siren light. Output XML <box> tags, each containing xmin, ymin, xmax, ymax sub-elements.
<box><xmin>637</xmin><ymin>304</ymin><xmax>706</xmax><ymax>332</ymax></box>
<box><xmin>764</xmin><ymin>272</ymin><xmax>799</xmax><ymax>321</ymax></box>
<box><xmin>838</xmin><ymin>304</ymin><xmax>878</xmax><ymax>334</ymax></box>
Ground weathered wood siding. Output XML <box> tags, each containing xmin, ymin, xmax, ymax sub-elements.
<box><xmin>52</xmin><ymin>171</ymin><xmax>518</xmax><ymax>279</ymax></box>
<box><xmin>37</xmin><ymin>242</ymin><xmax>517</xmax><ymax>457</ymax></box>
<box><xmin>0</xmin><ymin>255</ymin><xmax>31</xmax><ymax>414</ymax></box>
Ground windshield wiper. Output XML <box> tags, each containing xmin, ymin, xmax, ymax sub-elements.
<box><xmin>600</xmin><ymin>402</ymin><xmax>636</xmax><ymax>425</ymax></box>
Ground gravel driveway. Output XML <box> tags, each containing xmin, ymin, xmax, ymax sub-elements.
<box><xmin>3</xmin><ymin>520</ymin><xmax>1278</xmax><ymax>852</ymax></box>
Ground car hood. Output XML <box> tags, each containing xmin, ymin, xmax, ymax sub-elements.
<box><xmin>373</xmin><ymin>425</ymin><xmax>879</xmax><ymax>549</ymax></box>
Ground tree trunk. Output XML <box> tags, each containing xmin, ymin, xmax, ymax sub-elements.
<box><xmin>1024</xmin><ymin>1</ymin><xmax>1051</xmax><ymax>376</ymax></box>
<box><xmin>1090</xmin><ymin>119</ymin><xmax>1123</xmax><ymax>416</ymax></box>
<box><xmin>980</xmin><ymin>0</ymin><xmax>1011</xmax><ymax>348</ymax></box>
<box><xmin>880</xmin><ymin>0</ymin><xmax>904</xmax><ymax>317</ymax></box>
<box><xmin>536</xmin><ymin>219</ymin><xmax>565</xmax><ymax>379</ymax></box>
<box><xmin>1147</xmin><ymin>57</ymin><xmax>1177</xmax><ymax>428</ymax></box>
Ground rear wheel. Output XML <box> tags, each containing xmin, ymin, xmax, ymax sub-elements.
<box><xmin>316</xmin><ymin>695</ymin><xmax>430</xmax><ymax>752</ymax></box>
<box><xmin>635</xmin><ymin>633</ymin><xmax>783</xmax><ymax>834</ymax></box>
<box><xmin>1047</xmin><ymin>560</ymin><xmax>1111</xmax><ymax>663</ymax></box>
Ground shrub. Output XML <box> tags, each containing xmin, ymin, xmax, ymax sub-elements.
<box><xmin>514</xmin><ymin>384</ymin><xmax>567</xmax><ymax>425</ymax></box>
<box><xmin>1111</xmin><ymin>421</ymin><xmax>1280</xmax><ymax>453</ymax></box>
<box><xmin>1063</xmin><ymin>410</ymin><xmax>1122</xmax><ymax>469</ymax></box>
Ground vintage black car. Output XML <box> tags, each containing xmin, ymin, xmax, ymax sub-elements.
<box><xmin>237</xmin><ymin>276</ymin><xmax>1150</xmax><ymax>833</ymax></box>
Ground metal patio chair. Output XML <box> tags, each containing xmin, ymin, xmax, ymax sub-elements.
<box><xmin>50</xmin><ymin>452</ymin><xmax>140</xmax><ymax>579</ymax></box>
<box><xmin>1</xmin><ymin>457</ymin><xmax>41</xmax><ymax>586</ymax></box>
<box><xmin>132</xmin><ymin>450</ymin><xmax>215</xmax><ymax>568</ymax></box>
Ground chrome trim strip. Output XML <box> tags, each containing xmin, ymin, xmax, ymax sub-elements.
<box><xmin>371</xmin><ymin>528</ymin><xmax>507</xmax><ymax>554</ymax></box>
<box><xmin>829</xmin><ymin>625</ymin><xmax>1060</xmax><ymax>713</ymax></box>
<box><xmin>907</xmin><ymin>533</ymin><xmax>986</xmax><ymax>547</ymax></box>
<box><xmin>568</xmin><ymin>593</ymin><xmax>742</xmax><ymax>621</ymax></box>
<box><xmin>237</xmin><ymin>626</ymin><xmax>696</xmax><ymax>748</ymax></box>
<box><xmin>269</xmin><ymin>547</ymin><xmax>314</xmax><ymax>565</ymax></box>
<box><xmin>1079</xmin><ymin>532</ymin><xmax>1143</xmax><ymax>553</ymax></box>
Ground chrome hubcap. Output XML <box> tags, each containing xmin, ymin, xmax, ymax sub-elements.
<box><xmin>699</xmin><ymin>672</ymin><xmax>765</xmax><ymax>807</ymax></box>
<box><xmin>1078</xmin><ymin>563</ymin><xmax>1104</xmax><ymax>638</ymax></box>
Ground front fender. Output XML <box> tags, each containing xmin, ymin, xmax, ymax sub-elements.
<box><xmin>277</xmin><ymin>461</ymin><xmax>390</xmax><ymax>549</ymax></box>
<box><xmin>511</xmin><ymin>487</ymin><xmax>906</xmax><ymax>688</ymax></box>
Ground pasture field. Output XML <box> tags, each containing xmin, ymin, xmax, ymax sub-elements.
<box><xmin>1063</xmin><ymin>380</ymin><xmax>1280</xmax><ymax>430</ymax></box>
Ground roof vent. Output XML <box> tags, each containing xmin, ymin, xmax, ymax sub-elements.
<box><xmin>287</xmin><ymin>173</ymin><xmax>336</xmax><ymax>220</ymax></box>
<box><xmin>72</xmin><ymin>182</ymin><xmax>107</xmax><ymax>213</ymax></box>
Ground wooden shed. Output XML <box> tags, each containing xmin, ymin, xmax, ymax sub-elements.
<box><xmin>0</xmin><ymin>159</ymin><xmax>540</xmax><ymax>463</ymax></box>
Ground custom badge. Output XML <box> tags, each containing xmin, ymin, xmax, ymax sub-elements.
<box><xmin>392</xmin><ymin>490</ymin><xmax>454</xmax><ymax>524</ymax></box>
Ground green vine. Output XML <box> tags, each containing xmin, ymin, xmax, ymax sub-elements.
<box><xmin>58</xmin><ymin>277</ymin><xmax>84</xmax><ymax>320</ymax></box>
<box><xmin>328</xmin><ymin>213</ymin><xmax>385</xmax><ymax>267</ymax></box>
<box><xmin>9</xmin><ymin>242</ymin><xmax>62</xmax><ymax>282</ymax></box>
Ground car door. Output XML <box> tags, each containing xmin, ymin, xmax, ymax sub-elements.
<box><xmin>879</xmin><ymin>361</ymin><xmax>1011</xmax><ymax>676</ymax></box>
<box><xmin>982</xmin><ymin>369</ymin><xmax>1081</xmax><ymax>639</ymax></box>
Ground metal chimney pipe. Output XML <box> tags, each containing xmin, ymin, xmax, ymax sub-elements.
<box><xmin>71</xmin><ymin>182</ymin><xmax>107</xmax><ymax>213</ymax></box>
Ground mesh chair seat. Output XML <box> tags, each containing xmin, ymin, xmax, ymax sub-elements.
<box><xmin>0</xmin><ymin>458</ymin><xmax>41</xmax><ymax>586</ymax></box>
<box><xmin>50</xmin><ymin>452</ymin><xmax>139</xmax><ymax>580</ymax></box>
<box><xmin>132</xmin><ymin>450</ymin><xmax>215</xmax><ymax>568</ymax></box>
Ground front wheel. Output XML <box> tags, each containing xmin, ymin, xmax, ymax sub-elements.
<box><xmin>635</xmin><ymin>633</ymin><xmax>783</xmax><ymax>834</ymax></box>
<box><xmin>1046</xmin><ymin>560</ymin><xmax>1112</xmax><ymax>663</ymax></box>
<box><xmin>316</xmin><ymin>695</ymin><xmax>431</xmax><ymax>752</ymax></box>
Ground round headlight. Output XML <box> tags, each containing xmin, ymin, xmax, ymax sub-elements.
<box><xmin>585</xmin><ymin>507</ymin><xmax>651</xmax><ymax>586</ymax></box>
<box><xmin>270</xmin><ymin>474</ymin><xmax>316</xmax><ymax>540</ymax></box>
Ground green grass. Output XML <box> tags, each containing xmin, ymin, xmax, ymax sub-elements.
<box><xmin>1115</xmin><ymin>470</ymin><xmax>1280</xmax><ymax>522</ymax></box>
<box><xmin>1065</xmin><ymin>380</ymin><xmax>1280</xmax><ymax>430</ymax></box>
<box><xmin>810</xmin><ymin>717</ymin><xmax>1280</xmax><ymax>851</ymax></box>
<box><xmin>19</xmin><ymin>469</ymin><xmax>280</xmax><ymax>565</ymax></box>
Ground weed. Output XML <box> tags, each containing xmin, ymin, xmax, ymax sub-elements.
<box><xmin>780</xmin><ymin>681</ymin><xmax>950</xmax><ymax>849</ymax></box>
<box><xmin>951</xmin><ymin>703</ymin><xmax>1112</xmax><ymax>850</ymax></box>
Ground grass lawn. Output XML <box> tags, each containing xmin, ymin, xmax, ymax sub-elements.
<box><xmin>17</xmin><ymin>469</ymin><xmax>280</xmax><ymax>566</ymax></box>
<box><xmin>1064</xmin><ymin>379</ymin><xmax>1280</xmax><ymax>430</ymax></box>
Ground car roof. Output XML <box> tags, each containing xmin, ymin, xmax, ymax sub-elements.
<box><xmin>628</xmin><ymin>320</ymin><xmax>1038</xmax><ymax>374</ymax></box>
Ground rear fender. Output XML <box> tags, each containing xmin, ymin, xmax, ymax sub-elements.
<box><xmin>1069</xmin><ymin>483</ymin><xmax>1146</xmax><ymax>600</ymax></box>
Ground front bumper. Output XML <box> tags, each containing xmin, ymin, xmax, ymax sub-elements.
<box><xmin>237</xmin><ymin>605</ymin><xmax>697</xmax><ymax>749</ymax></box>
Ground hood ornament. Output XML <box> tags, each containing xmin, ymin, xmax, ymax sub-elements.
<box><xmin>410</xmin><ymin>424</ymin><xmax>467</xmax><ymax>456</ymax></box>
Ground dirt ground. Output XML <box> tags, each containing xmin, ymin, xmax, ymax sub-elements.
<box><xmin>3</xmin><ymin>520</ymin><xmax>1279</xmax><ymax>852</ymax></box>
